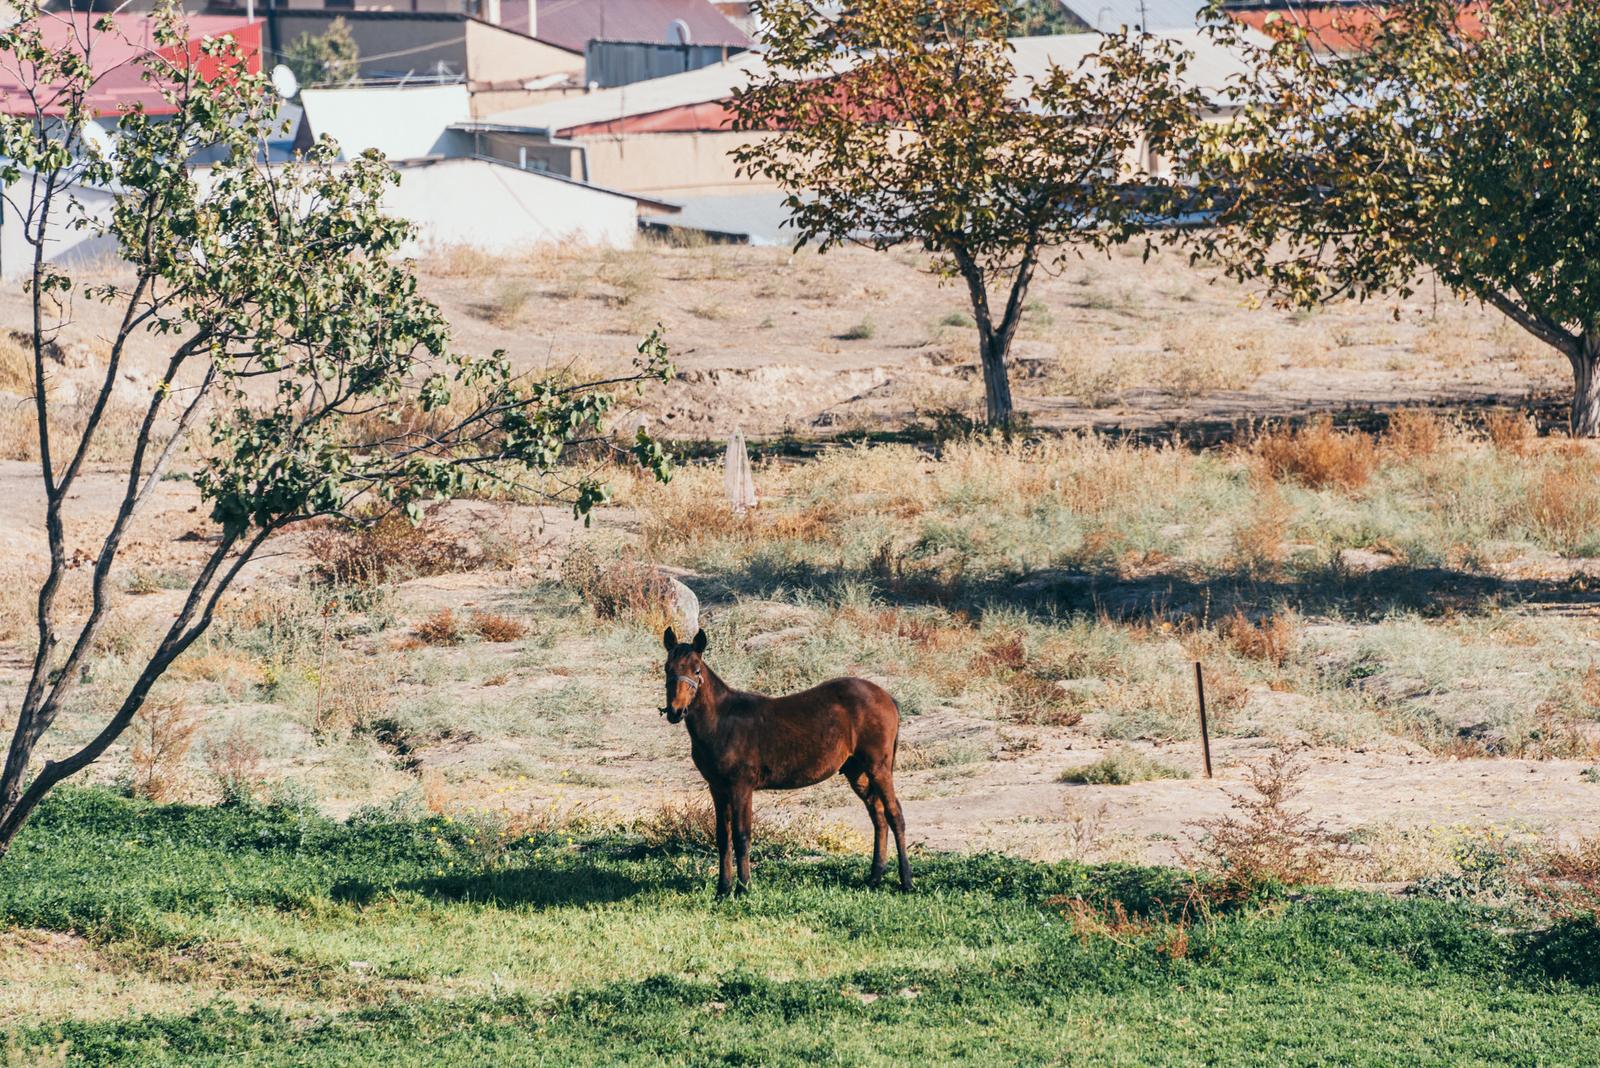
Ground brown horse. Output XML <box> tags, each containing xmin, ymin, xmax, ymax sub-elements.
<box><xmin>660</xmin><ymin>627</ymin><xmax>912</xmax><ymax>896</ymax></box>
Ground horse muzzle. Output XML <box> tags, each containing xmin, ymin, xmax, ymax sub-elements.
<box><xmin>659</xmin><ymin>705</ymin><xmax>685</xmax><ymax>724</ymax></box>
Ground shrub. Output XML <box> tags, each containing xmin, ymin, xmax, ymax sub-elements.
<box><xmin>486</xmin><ymin>279</ymin><xmax>535</xmax><ymax>327</ymax></box>
<box><xmin>1059</xmin><ymin>748</ymin><xmax>1191</xmax><ymax>785</ymax></box>
<box><xmin>841</xmin><ymin>317</ymin><xmax>877</xmax><ymax>340</ymax></box>
<box><xmin>1251</xmin><ymin>416</ymin><xmax>1377</xmax><ymax>491</ymax></box>
<box><xmin>1483</xmin><ymin>409</ymin><xmax>1536</xmax><ymax>454</ymax></box>
<box><xmin>559</xmin><ymin>545</ymin><xmax>678</xmax><ymax>630</ymax></box>
<box><xmin>1182</xmin><ymin>752</ymin><xmax>1348</xmax><ymax>890</ymax></box>
<box><xmin>416</xmin><ymin>608</ymin><xmax>462</xmax><ymax>646</ymax></box>
<box><xmin>1527</xmin><ymin>456</ymin><xmax>1600</xmax><ymax>555</ymax></box>
<box><xmin>307</xmin><ymin>512</ymin><xmax>472</xmax><ymax>585</ymax></box>
<box><xmin>204</xmin><ymin>725</ymin><xmax>265</xmax><ymax>805</ymax></box>
<box><xmin>127</xmin><ymin>699</ymin><xmax>202</xmax><ymax>802</ymax></box>
<box><xmin>1382</xmin><ymin>408</ymin><xmax>1447</xmax><ymax>458</ymax></box>
<box><xmin>1218</xmin><ymin>609</ymin><xmax>1297</xmax><ymax>666</ymax></box>
<box><xmin>470</xmin><ymin>611</ymin><xmax>527</xmax><ymax>643</ymax></box>
<box><xmin>1520</xmin><ymin>836</ymin><xmax>1600</xmax><ymax>922</ymax></box>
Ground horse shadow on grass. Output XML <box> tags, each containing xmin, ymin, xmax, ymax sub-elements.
<box><xmin>331</xmin><ymin>853</ymin><xmax>699</xmax><ymax>910</ymax></box>
<box><xmin>1517</xmin><ymin>918</ymin><xmax>1600</xmax><ymax>987</ymax></box>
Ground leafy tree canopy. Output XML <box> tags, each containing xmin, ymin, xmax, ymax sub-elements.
<box><xmin>1184</xmin><ymin>0</ymin><xmax>1600</xmax><ymax>433</ymax></box>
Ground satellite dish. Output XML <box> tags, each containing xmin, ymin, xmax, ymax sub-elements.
<box><xmin>271</xmin><ymin>64</ymin><xmax>300</xmax><ymax>100</ymax></box>
<box><xmin>667</xmin><ymin>17</ymin><xmax>691</xmax><ymax>44</ymax></box>
<box><xmin>79</xmin><ymin>121</ymin><xmax>112</xmax><ymax>157</ymax></box>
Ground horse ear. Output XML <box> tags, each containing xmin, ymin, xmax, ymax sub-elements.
<box><xmin>692</xmin><ymin>628</ymin><xmax>707</xmax><ymax>653</ymax></box>
<box><xmin>662</xmin><ymin>627</ymin><xmax>677</xmax><ymax>652</ymax></box>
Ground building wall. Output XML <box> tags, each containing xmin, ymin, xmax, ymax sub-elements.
<box><xmin>0</xmin><ymin>179</ymin><xmax>118</xmax><ymax>280</ymax></box>
<box><xmin>469</xmin><ymin>83</ymin><xmax>585</xmax><ymax>119</ymax></box>
<box><xmin>300</xmin><ymin>83</ymin><xmax>470</xmax><ymax>159</ymax></box>
<box><xmin>573</xmin><ymin>129</ymin><xmax>767</xmax><ymax>197</ymax></box>
<box><xmin>385</xmin><ymin>159</ymin><xmax>639</xmax><ymax>251</ymax></box>
<box><xmin>273</xmin><ymin>12</ymin><xmax>471</xmax><ymax>80</ymax></box>
<box><xmin>584</xmin><ymin>41</ymin><xmax>746</xmax><ymax>89</ymax></box>
<box><xmin>465</xmin><ymin>130</ymin><xmax>583</xmax><ymax>178</ymax></box>
<box><xmin>464</xmin><ymin>20</ymin><xmax>582</xmax><ymax>84</ymax></box>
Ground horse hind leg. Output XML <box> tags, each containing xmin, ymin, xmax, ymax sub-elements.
<box><xmin>869</xmin><ymin>767</ymin><xmax>913</xmax><ymax>893</ymax></box>
<box><xmin>843</xmin><ymin>757</ymin><xmax>888</xmax><ymax>887</ymax></box>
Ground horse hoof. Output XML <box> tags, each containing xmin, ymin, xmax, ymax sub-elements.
<box><xmin>867</xmin><ymin>875</ymin><xmax>884</xmax><ymax>889</ymax></box>
<box><xmin>734</xmin><ymin>881</ymin><xmax>752</xmax><ymax>897</ymax></box>
<box><xmin>715</xmin><ymin>884</ymin><xmax>734</xmax><ymax>899</ymax></box>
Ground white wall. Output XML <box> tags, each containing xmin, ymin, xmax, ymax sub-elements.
<box><xmin>386</xmin><ymin>159</ymin><xmax>638</xmax><ymax>252</ymax></box>
<box><xmin>0</xmin><ymin>178</ymin><xmax>119</xmax><ymax>280</ymax></box>
<box><xmin>299</xmin><ymin>84</ymin><xmax>470</xmax><ymax>161</ymax></box>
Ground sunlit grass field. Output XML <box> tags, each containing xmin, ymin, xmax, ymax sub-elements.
<box><xmin>3</xmin><ymin>789</ymin><xmax>1599</xmax><ymax>1066</ymax></box>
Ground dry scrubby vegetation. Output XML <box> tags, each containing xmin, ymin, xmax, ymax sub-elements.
<box><xmin>610</xmin><ymin>416</ymin><xmax>1600</xmax><ymax>756</ymax></box>
<box><xmin>37</xmin><ymin>411</ymin><xmax>1600</xmax><ymax>830</ymax></box>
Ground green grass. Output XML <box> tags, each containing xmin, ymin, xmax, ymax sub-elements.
<box><xmin>3</xmin><ymin>790</ymin><xmax>1600</xmax><ymax>1065</ymax></box>
<box><xmin>1059</xmin><ymin>747</ymin><xmax>1191</xmax><ymax>785</ymax></box>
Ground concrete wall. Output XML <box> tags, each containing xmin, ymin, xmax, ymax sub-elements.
<box><xmin>386</xmin><ymin>158</ymin><xmax>638</xmax><ymax>251</ymax></box>
<box><xmin>0</xmin><ymin>180</ymin><xmax>118</xmax><ymax>280</ymax></box>
<box><xmin>574</xmin><ymin>129</ymin><xmax>769</xmax><ymax>198</ymax></box>
<box><xmin>300</xmin><ymin>83</ymin><xmax>470</xmax><ymax>159</ymax></box>
<box><xmin>465</xmin><ymin>19</ymin><xmax>581</xmax><ymax>84</ymax></box>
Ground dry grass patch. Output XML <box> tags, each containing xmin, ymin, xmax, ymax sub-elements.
<box><xmin>1483</xmin><ymin>409</ymin><xmax>1537</xmax><ymax>455</ymax></box>
<box><xmin>559</xmin><ymin>545</ymin><xmax>679</xmax><ymax>631</ymax></box>
<box><xmin>0</xmin><ymin>330</ymin><xmax>32</xmax><ymax>394</ymax></box>
<box><xmin>1251</xmin><ymin>416</ymin><xmax>1377</xmax><ymax>491</ymax></box>
<box><xmin>470</xmin><ymin>611</ymin><xmax>527</xmax><ymax>643</ymax></box>
<box><xmin>416</xmin><ymin>608</ymin><xmax>463</xmax><ymax>646</ymax></box>
<box><xmin>633</xmin><ymin>795</ymin><xmax>864</xmax><ymax>855</ymax></box>
<box><xmin>1059</xmin><ymin>747</ymin><xmax>1190</xmax><ymax>785</ymax></box>
<box><xmin>127</xmin><ymin>698</ymin><xmax>202</xmax><ymax>802</ymax></box>
<box><xmin>1182</xmin><ymin>753</ymin><xmax>1349</xmax><ymax>890</ymax></box>
<box><xmin>308</xmin><ymin>512</ymin><xmax>474</xmax><ymax>585</ymax></box>
<box><xmin>1159</xmin><ymin>322</ymin><xmax>1268</xmax><ymax>398</ymax></box>
<box><xmin>1526</xmin><ymin>454</ymin><xmax>1600</xmax><ymax>555</ymax></box>
<box><xmin>1218</xmin><ymin>609</ymin><xmax>1297</xmax><ymax>666</ymax></box>
<box><xmin>1381</xmin><ymin>409</ymin><xmax>1448</xmax><ymax>459</ymax></box>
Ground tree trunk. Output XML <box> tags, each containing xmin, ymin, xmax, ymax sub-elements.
<box><xmin>1572</xmin><ymin>334</ymin><xmax>1600</xmax><ymax>437</ymax></box>
<box><xmin>978</xmin><ymin>331</ymin><xmax>1015</xmax><ymax>428</ymax></box>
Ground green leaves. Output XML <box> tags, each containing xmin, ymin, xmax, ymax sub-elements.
<box><xmin>1184</xmin><ymin>0</ymin><xmax>1600</xmax><ymax>365</ymax></box>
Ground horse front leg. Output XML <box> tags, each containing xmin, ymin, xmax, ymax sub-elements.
<box><xmin>731</xmin><ymin>784</ymin><xmax>754</xmax><ymax>895</ymax></box>
<box><xmin>713</xmin><ymin>788</ymin><xmax>734</xmax><ymax>898</ymax></box>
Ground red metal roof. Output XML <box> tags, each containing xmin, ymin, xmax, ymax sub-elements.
<box><xmin>0</xmin><ymin>13</ymin><xmax>262</xmax><ymax>118</ymax></box>
<box><xmin>535</xmin><ymin>0</ymin><xmax>751</xmax><ymax>52</ymax></box>
<box><xmin>1227</xmin><ymin>3</ymin><xmax>1488</xmax><ymax>54</ymax></box>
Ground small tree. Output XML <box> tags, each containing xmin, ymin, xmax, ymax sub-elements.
<box><xmin>731</xmin><ymin>0</ymin><xmax>1202</xmax><ymax>427</ymax></box>
<box><xmin>1185</xmin><ymin>0</ymin><xmax>1600</xmax><ymax>435</ymax></box>
<box><xmin>283</xmin><ymin>16</ymin><xmax>361</xmax><ymax>90</ymax></box>
<box><xmin>0</xmin><ymin>2</ymin><xmax>671</xmax><ymax>857</ymax></box>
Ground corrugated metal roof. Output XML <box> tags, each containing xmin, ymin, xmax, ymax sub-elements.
<box><xmin>535</xmin><ymin>0</ymin><xmax>752</xmax><ymax>51</ymax></box>
<box><xmin>1061</xmin><ymin>0</ymin><xmax>1209</xmax><ymax>33</ymax></box>
<box><xmin>482</xmin><ymin>50</ymin><xmax>769</xmax><ymax>132</ymax></box>
<box><xmin>484</xmin><ymin>27</ymin><xmax>1259</xmax><ymax>133</ymax></box>
<box><xmin>1010</xmin><ymin>29</ymin><xmax>1262</xmax><ymax>103</ymax></box>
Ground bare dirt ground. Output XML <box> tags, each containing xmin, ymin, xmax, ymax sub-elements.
<box><xmin>1</xmin><ymin>242</ymin><xmax>1596</xmax><ymax>873</ymax></box>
